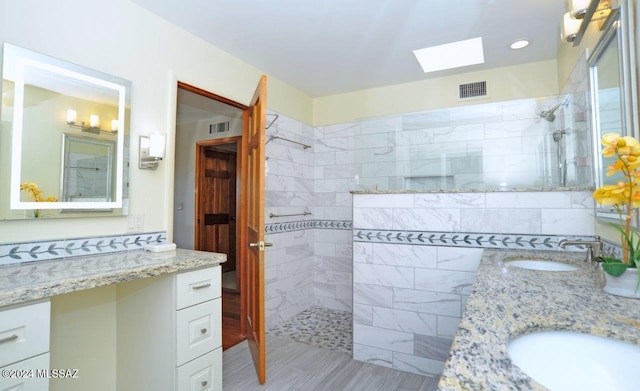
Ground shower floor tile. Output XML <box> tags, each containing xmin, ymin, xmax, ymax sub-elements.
<box><xmin>267</xmin><ymin>306</ymin><xmax>353</xmax><ymax>354</ymax></box>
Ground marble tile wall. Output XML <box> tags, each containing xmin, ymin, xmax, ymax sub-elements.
<box><xmin>342</xmin><ymin>95</ymin><xmax>593</xmax><ymax>191</ymax></box>
<box><xmin>264</xmin><ymin>112</ymin><xmax>316</xmax><ymax>329</ymax></box>
<box><xmin>313</xmin><ymin>122</ymin><xmax>360</xmax><ymax>312</ymax></box>
<box><xmin>351</xmin><ymin>191</ymin><xmax>596</xmax><ymax>376</ymax></box>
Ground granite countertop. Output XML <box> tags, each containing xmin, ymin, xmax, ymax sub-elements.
<box><xmin>437</xmin><ymin>249</ymin><xmax>640</xmax><ymax>390</ymax></box>
<box><xmin>0</xmin><ymin>248</ymin><xmax>226</xmax><ymax>307</ymax></box>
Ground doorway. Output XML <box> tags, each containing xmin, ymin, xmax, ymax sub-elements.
<box><xmin>174</xmin><ymin>78</ymin><xmax>268</xmax><ymax>383</ymax></box>
<box><xmin>174</xmin><ymin>84</ymin><xmax>246</xmax><ymax>351</ymax></box>
<box><xmin>195</xmin><ymin>138</ymin><xmax>244</xmax><ymax>350</ymax></box>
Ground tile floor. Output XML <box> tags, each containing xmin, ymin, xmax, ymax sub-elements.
<box><xmin>223</xmin><ymin>306</ymin><xmax>439</xmax><ymax>390</ymax></box>
<box><xmin>267</xmin><ymin>306</ymin><xmax>353</xmax><ymax>354</ymax></box>
<box><xmin>222</xmin><ymin>336</ymin><xmax>439</xmax><ymax>391</ymax></box>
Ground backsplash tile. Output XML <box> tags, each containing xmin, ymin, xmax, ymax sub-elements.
<box><xmin>0</xmin><ymin>231</ymin><xmax>167</xmax><ymax>266</ymax></box>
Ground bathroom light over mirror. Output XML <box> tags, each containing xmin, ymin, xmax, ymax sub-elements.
<box><xmin>0</xmin><ymin>42</ymin><xmax>132</xmax><ymax>219</ymax></box>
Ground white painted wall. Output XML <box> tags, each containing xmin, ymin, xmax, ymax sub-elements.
<box><xmin>313</xmin><ymin>60</ymin><xmax>560</xmax><ymax>126</ymax></box>
<box><xmin>0</xmin><ymin>0</ymin><xmax>312</xmax><ymax>243</ymax></box>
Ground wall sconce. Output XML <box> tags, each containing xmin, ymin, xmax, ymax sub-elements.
<box><xmin>561</xmin><ymin>0</ymin><xmax>612</xmax><ymax>46</ymax></box>
<box><xmin>66</xmin><ymin>108</ymin><xmax>118</xmax><ymax>135</ymax></box>
<box><xmin>562</xmin><ymin>12</ymin><xmax>581</xmax><ymax>43</ymax></box>
<box><xmin>571</xmin><ymin>0</ymin><xmax>591</xmax><ymax>19</ymax></box>
<box><xmin>139</xmin><ymin>134</ymin><xmax>166</xmax><ymax>169</ymax></box>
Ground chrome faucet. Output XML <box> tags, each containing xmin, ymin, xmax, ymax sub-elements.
<box><xmin>558</xmin><ymin>235</ymin><xmax>603</xmax><ymax>263</ymax></box>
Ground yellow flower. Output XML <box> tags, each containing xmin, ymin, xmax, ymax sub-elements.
<box><xmin>601</xmin><ymin>133</ymin><xmax>622</xmax><ymax>157</ymax></box>
<box><xmin>19</xmin><ymin>182</ymin><xmax>57</xmax><ymax>203</ymax></box>
<box><xmin>594</xmin><ymin>133</ymin><xmax>640</xmax><ymax>265</ymax></box>
<box><xmin>593</xmin><ymin>184</ymin><xmax>627</xmax><ymax>205</ymax></box>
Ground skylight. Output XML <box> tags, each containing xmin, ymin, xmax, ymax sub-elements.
<box><xmin>413</xmin><ymin>37</ymin><xmax>485</xmax><ymax>73</ymax></box>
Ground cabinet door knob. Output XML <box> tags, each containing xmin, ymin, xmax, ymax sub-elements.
<box><xmin>200</xmin><ymin>328</ymin><xmax>207</xmax><ymax>334</ymax></box>
<box><xmin>201</xmin><ymin>380</ymin><xmax>208</xmax><ymax>387</ymax></box>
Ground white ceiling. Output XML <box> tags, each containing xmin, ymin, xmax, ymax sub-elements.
<box><xmin>132</xmin><ymin>0</ymin><xmax>566</xmax><ymax>98</ymax></box>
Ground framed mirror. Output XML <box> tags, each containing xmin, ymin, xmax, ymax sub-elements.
<box><xmin>0</xmin><ymin>43</ymin><xmax>131</xmax><ymax>219</ymax></box>
<box><xmin>589</xmin><ymin>1</ymin><xmax>639</xmax><ymax>219</ymax></box>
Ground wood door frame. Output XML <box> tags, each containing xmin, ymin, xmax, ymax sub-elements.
<box><xmin>179</xmin><ymin>81</ymin><xmax>248</xmax><ymax>338</ymax></box>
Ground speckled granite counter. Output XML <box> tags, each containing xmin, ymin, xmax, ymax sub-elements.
<box><xmin>0</xmin><ymin>249</ymin><xmax>226</xmax><ymax>307</ymax></box>
<box><xmin>437</xmin><ymin>249</ymin><xmax>640</xmax><ymax>390</ymax></box>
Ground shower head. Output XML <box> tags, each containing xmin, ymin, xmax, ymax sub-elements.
<box><xmin>539</xmin><ymin>97</ymin><xmax>570</xmax><ymax>122</ymax></box>
<box><xmin>540</xmin><ymin>110</ymin><xmax>558</xmax><ymax>122</ymax></box>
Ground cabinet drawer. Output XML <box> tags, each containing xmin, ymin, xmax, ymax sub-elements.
<box><xmin>0</xmin><ymin>301</ymin><xmax>50</xmax><ymax>368</ymax></box>
<box><xmin>176</xmin><ymin>299</ymin><xmax>221</xmax><ymax>366</ymax></box>
<box><xmin>176</xmin><ymin>348</ymin><xmax>221</xmax><ymax>391</ymax></box>
<box><xmin>0</xmin><ymin>352</ymin><xmax>50</xmax><ymax>391</ymax></box>
<box><xmin>176</xmin><ymin>267</ymin><xmax>221</xmax><ymax>310</ymax></box>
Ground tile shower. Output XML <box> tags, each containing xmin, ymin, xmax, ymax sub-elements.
<box><xmin>265</xmin><ymin>94</ymin><xmax>593</xmax><ymax>325</ymax></box>
<box><xmin>264</xmin><ymin>58</ymin><xmax>595</xmax><ymax>377</ymax></box>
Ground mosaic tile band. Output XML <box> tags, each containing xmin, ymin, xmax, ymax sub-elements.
<box><xmin>353</xmin><ymin>228</ymin><xmax>601</xmax><ymax>252</ymax></box>
<box><xmin>0</xmin><ymin>231</ymin><xmax>167</xmax><ymax>266</ymax></box>
<box><xmin>265</xmin><ymin>219</ymin><xmax>352</xmax><ymax>234</ymax></box>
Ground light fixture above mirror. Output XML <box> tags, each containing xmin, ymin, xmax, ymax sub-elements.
<box><xmin>66</xmin><ymin>108</ymin><xmax>118</xmax><ymax>135</ymax></box>
<box><xmin>561</xmin><ymin>0</ymin><xmax>612</xmax><ymax>46</ymax></box>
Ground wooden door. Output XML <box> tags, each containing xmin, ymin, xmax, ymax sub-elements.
<box><xmin>196</xmin><ymin>146</ymin><xmax>237</xmax><ymax>274</ymax></box>
<box><xmin>240</xmin><ymin>75</ymin><xmax>268</xmax><ymax>384</ymax></box>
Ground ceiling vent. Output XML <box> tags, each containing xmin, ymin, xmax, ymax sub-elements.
<box><xmin>209</xmin><ymin>121</ymin><xmax>230</xmax><ymax>134</ymax></box>
<box><xmin>459</xmin><ymin>81</ymin><xmax>487</xmax><ymax>99</ymax></box>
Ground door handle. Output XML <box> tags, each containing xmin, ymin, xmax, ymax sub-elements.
<box><xmin>248</xmin><ymin>241</ymin><xmax>273</xmax><ymax>251</ymax></box>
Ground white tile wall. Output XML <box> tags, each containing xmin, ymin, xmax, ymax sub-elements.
<box><xmin>352</xmin><ymin>191</ymin><xmax>595</xmax><ymax>376</ymax></box>
<box><xmin>264</xmin><ymin>112</ymin><xmax>316</xmax><ymax>329</ymax></box>
<box><xmin>346</xmin><ymin>95</ymin><xmax>592</xmax><ymax>190</ymax></box>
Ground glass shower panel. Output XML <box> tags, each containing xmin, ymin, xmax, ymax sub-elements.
<box><xmin>353</xmin><ymin>94</ymin><xmax>592</xmax><ymax>191</ymax></box>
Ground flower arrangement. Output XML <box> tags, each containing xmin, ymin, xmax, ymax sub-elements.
<box><xmin>592</xmin><ymin>133</ymin><xmax>640</xmax><ymax>288</ymax></box>
<box><xmin>20</xmin><ymin>182</ymin><xmax>57</xmax><ymax>218</ymax></box>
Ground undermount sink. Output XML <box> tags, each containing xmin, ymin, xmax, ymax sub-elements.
<box><xmin>508</xmin><ymin>331</ymin><xmax>640</xmax><ymax>390</ymax></box>
<box><xmin>506</xmin><ymin>259</ymin><xmax>579</xmax><ymax>271</ymax></box>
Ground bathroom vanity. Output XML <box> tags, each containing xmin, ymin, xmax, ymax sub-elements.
<box><xmin>0</xmin><ymin>249</ymin><xmax>225</xmax><ymax>391</ymax></box>
<box><xmin>437</xmin><ymin>249</ymin><xmax>640</xmax><ymax>390</ymax></box>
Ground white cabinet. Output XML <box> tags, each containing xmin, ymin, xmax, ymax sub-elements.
<box><xmin>116</xmin><ymin>266</ymin><xmax>222</xmax><ymax>391</ymax></box>
<box><xmin>0</xmin><ymin>300</ymin><xmax>51</xmax><ymax>391</ymax></box>
<box><xmin>176</xmin><ymin>349</ymin><xmax>222</xmax><ymax>391</ymax></box>
<box><xmin>176</xmin><ymin>299</ymin><xmax>221</xmax><ymax>366</ymax></box>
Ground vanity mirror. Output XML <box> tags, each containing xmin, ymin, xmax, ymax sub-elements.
<box><xmin>589</xmin><ymin>0</ymin><xmax>638</xmax><ymax>219</ymax></box>
<box><xmin>0</xmin><ymin>43</ymin><xmax>131</xmax><ymax>219</ymax></box>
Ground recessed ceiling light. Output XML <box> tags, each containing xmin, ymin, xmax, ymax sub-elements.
<box><xmin>413</xmin><ymin>37</ymin><xmax>485</xmax><ymax>74</ymax></box>
<box><xmin>510</xmin><ymin>39</ymin><xmax>530</xmax><ymax>50</ymax></box>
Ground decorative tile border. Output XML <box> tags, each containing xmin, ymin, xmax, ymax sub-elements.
<box><xmin>602</xmin><ymin>238</ymin><xmax>622</xmax><ymax>259</ymax></box>
<box><xmin>265</xmin><ymin>220</ymin><xmax>352</xmax><ymax>234</ymax></box>
<box><xmin>0</xmin><ymin>231</ymin><xmax>167</xmax><ymax>266</ymax></box>
<box><xmin>353</xmin><ymin>228</ymin><xmax>597</xmax><ymax>252</ymax></box>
